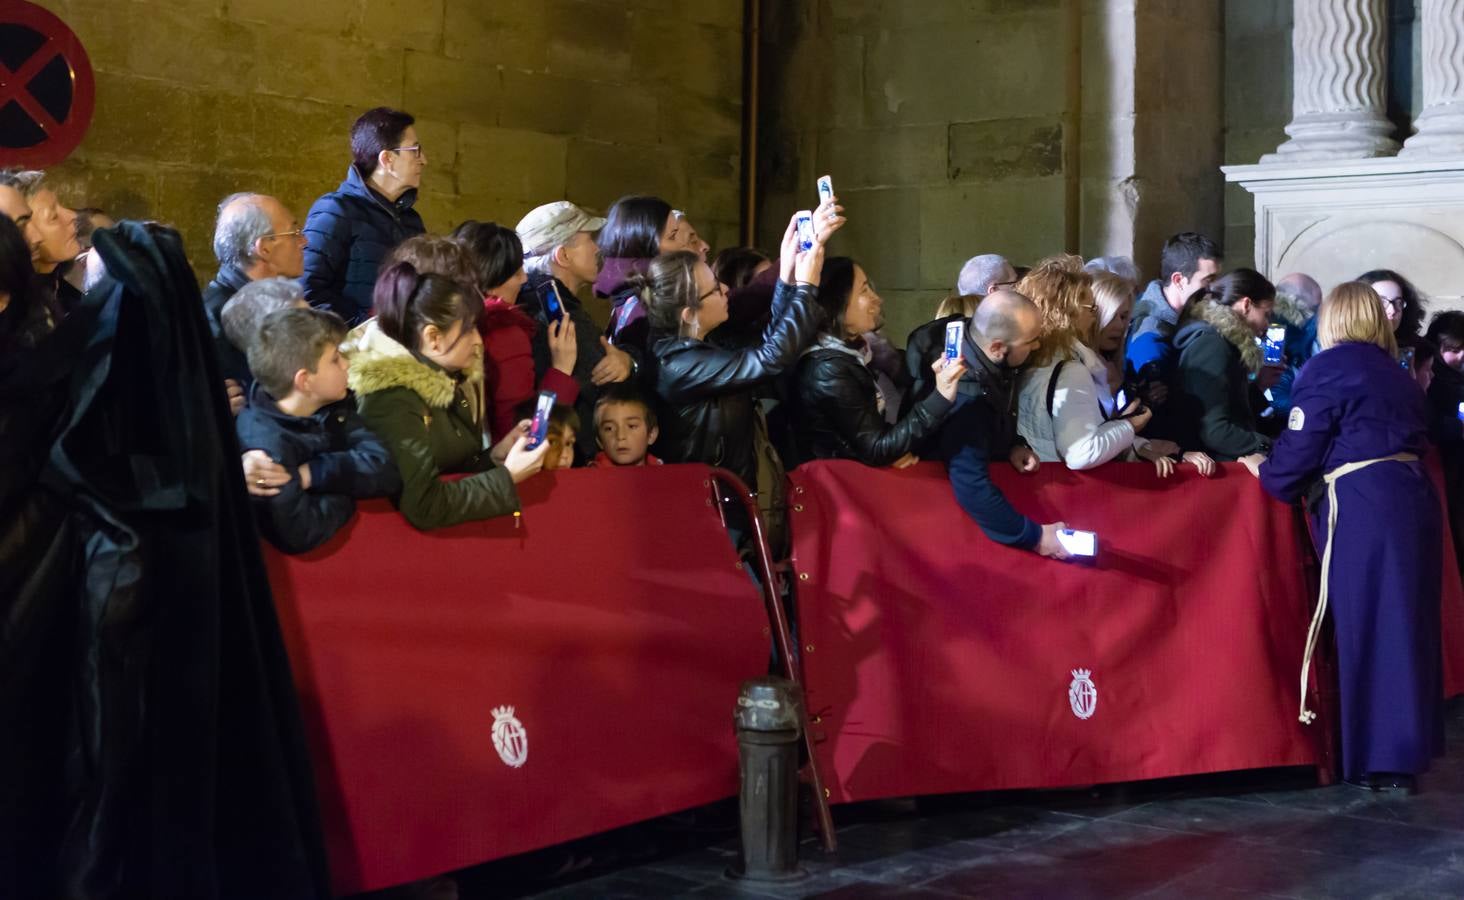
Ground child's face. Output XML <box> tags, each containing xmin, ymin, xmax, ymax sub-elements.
<box><xmin>1441</xmin><ymin>340</ymin><xmax>1464</xmax><ymax>372</ymax></box>
<box><xmin>544</xmin><ymin>426</ymin><xmax>575</xmax><ymax>470</ymax></box>
<box><xmin>308</xmin><ymin>343</ymin><xmax>350</xmax><ymax>404</ymax></box>
<box><xmin>596</xmin><ymin>402</ymin><xmax>658</xmax><ymax>466</ymax></box>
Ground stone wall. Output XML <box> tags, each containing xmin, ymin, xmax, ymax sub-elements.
<box><xmin>28</xmin><ymin>0</ymin><xmax>744</xmax><ymax>290</ymax></box>
<box><xmin>755</xmin><ymin>0</ymin><xmax>1223</xmax><ymax>346</ymax></box>
<box><xmin>755</xmin><ymin>0</ymin><xmax>1076</xmax><ymax>344</ymax></box>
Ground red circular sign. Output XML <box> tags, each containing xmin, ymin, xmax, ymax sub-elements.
<box><xmin>0</xmin><ymin>1</ymin><xmax>94</xmax><ymax>168</ymax></box>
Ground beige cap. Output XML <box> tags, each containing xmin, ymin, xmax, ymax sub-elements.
<box><xmin>515</xmin><ymin>201</ymin><xmax>607</xmax><ymax>257</ymax></box>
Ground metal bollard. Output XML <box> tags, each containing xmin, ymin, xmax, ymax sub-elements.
<box><xmin>727</xmin><ymin>677</ymin><xmax>807</xmax><ymax>882</ymax></box>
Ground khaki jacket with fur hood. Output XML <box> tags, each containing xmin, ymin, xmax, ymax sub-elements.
<box><xmin>345</xmin><ymin>318</ymin><xmax>518</xmax><ymax>530</ymax></box>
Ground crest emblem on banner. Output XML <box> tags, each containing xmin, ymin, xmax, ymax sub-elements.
<box><xmin>1068</xmin><ymin>669</ymin><xmax>1097</xmax><ymax>720</ymax></box>
<box><xmin>491</xmin><ymin>705</ymin><xmax>528</xmax><ymax>768</ymax></box>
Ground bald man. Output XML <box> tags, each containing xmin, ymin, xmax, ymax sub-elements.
<box><xmin>937</xmin><ymin>290</ymin><xmax>1074</xmax><ymax>559</ymax></box>
<box><xmin>1269</xmin><ymin>272</ymin><xmax>1325</xmax><ymax>418</ymax></box>
<box><xmin>202</xmin><ymin>192</ymin><xmax>307</xmax><ymax>338</ymax></box>
<box><xmin>1276</xmin><ymin>272</ymin><xmax>1322</xmax><ymax>314</ymax></box>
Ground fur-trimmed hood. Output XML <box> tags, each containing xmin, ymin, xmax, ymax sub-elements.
<box><xmin>1179</xmin><ymin>299</ymin><xmax>1263</xmax><ymax>372</ymax></box>
<box><xmin>342</xmin><ymin>318</ymin><xmax>482</xmax><ymax>409</ymax></box>
<box><xmin>1272</xmin><ymin>290</ymin><xmax>1314</xmax><ymax>329</ymax></box>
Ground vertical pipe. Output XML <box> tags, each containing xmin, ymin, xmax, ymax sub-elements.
<box><xmin>741</xmin><ymin>0</ymin><xmax>761</xmax><ymax>247</ymax></box>
<box><xmin>1063</xmin><ymin>0</ymin><xmax>1083</xmax><ymax>254</ymax></box>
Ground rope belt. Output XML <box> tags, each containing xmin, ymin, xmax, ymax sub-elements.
<box><xmin>1298</xmin><ymin>452</ymin><xmax>1419</xmax><ymax>724</ymax></box>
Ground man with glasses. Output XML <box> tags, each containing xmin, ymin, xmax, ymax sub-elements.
<box><xmin>956</xmin><ymin>253</ymin><xmax>1018</xmax><ymax>297</ymax></box>
<box><xmin>205</xmin><ymin>192</ymin><xmax>308</xmax><ymax>414</ymax></box>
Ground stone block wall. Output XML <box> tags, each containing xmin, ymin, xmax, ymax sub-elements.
<box><xmin>28</xmin><ymin>0</ymin><xmax>744</xmax><ymax>290</ymax></box>
<box><xmin>755</xmin><ymin>0</ymin><xmax>1224</xmax><ymax>347</ymax></box>
<box><xmin>754</xmin><ymin>0</ymin><xmax>1078</xmax><ymax>345</ymax></box>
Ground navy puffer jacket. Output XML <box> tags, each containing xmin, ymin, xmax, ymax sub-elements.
<box><xmin>301</xmin><ymin>165</ymin><xmax>425</xmax><ymax>325</ymax></box>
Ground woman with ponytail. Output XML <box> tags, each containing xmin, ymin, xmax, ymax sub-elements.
<box><xmin>645</xmin><ymin>202</ymin><xmax>843</xmax><ymax>535</ymax></box>
<box><xmin>346</xmin><ymin>261</ymin><xmax>548</xmax><ymax>530</ymax></box>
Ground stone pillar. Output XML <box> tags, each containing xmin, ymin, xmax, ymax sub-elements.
<box><xmin>1400</xmin><ymin>0</ymin><xmax>1464</xmax><ymax>158</ymax></box>
<box><xmin>1262</xmin><ymin>0</ymin><xmax>1399</xmax><ymax>163</ymax></box>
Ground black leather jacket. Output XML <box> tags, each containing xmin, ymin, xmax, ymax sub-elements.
<box><xmin>650</xmin><ymin>280</ymin><xmax>819</xmax><ymax>485</ymax></box>
<box><xmin>792</xmin><ymin>341</ymin><xmax>953</xmax><ymax>467</ymax></box>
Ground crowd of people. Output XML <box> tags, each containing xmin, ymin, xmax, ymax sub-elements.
<box><xmin>3</xmin><ymin>105</ymin><xmax>1462</xmax><ymax>801</ymax></box>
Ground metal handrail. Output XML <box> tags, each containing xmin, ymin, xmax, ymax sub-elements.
<box><xmin>706</xmin><ymin>467</ymin><xmax>837</xmax><ymax>852</ymax></box>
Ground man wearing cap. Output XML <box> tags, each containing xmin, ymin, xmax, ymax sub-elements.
<box><xmin>517</xmin><ymin>200</ymin><xmax>637</xmax><ymax>462</ymax></box>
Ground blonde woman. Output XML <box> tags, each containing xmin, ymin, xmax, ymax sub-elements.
<box><xmin>1243</xmin><ymin>282</ymin><xmax>1442</xmax><ymax>792</ymax></box>
<box><xmin>1015</xmin><ymin>256</ymin><xmax>1211</xmax><ymax>476</ymax></box>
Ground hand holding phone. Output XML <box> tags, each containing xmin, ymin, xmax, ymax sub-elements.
<box><xmin>526</xmin><ymin>391</ymin><xmax>557</xmax><ymax>449</ymax></box>
<box><xmin>1057</xmin><ymin>528</ymin><xmax>1098</xmax><ymax>559</ymax></box>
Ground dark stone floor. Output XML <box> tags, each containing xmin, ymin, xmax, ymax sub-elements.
<box><xmin>453</xmin><ymin>700</ymin><xmax>1464</xmax><ymax>899</ymax></box>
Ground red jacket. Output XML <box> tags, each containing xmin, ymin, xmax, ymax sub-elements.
<box><xmin>479</xmin><ymin>297</ymin><xmax>580</xmax><ymax>442</ymax></box>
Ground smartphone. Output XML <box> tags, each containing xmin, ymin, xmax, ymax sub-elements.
<box><xmin>545</xmin><ymin>283</ymin><xmax>565</xmax><ymax>323</ymax></box>
<box><xmin>1400</xmin><ymin>346</ymin><xmax>1415</xmax><ymax>371</ymax></box>
<box><xmin>526</xmin><ymin>391</ymin><xmax>557</xmax><ymax>449</ymax></box>
<box><xmin>1457</xmin><ymin>402</ymin><xmax>1463</xmax><ymax>423</ymax></box>
<box><xmin>944</xmin><ymin>320</ymin><xmax>964</xmax><ymax>361</ymax></box>
<box><xmin>817</xmin><ymin>175</ymin><xmax>835</xmax><ymax>204</ymax></box>
<box><xmin>1264</xmin><ymin>325</ymin><xmax>1286</xmax><ymax>367</ymax></box>
<box><xmin>1057</xmin><ymin>528</ymin><xmax>1098</xmax><ymax>558</ymax></box>
<box><xmin>795</xmin><ymin>210</ymin><xmax>815</xmax><ymax>252</ymax></box>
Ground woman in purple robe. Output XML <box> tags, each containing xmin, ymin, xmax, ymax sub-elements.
<box><xmin>1241</xmin><ymin>281</ymin><xmax>1443</xmax><ymax>791</ymax></box>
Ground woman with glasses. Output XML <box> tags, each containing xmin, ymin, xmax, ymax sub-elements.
<box><xmin>638</xmin><ymin>204</ymin><xmax>842</xmax><ymax>526</ymax></box>
<box><xmin>302</xmin><ymin>106</ymin><xmax>427</xmax><ymax>326</ymax></box>
<box><xmin>1357</xmin><ymin>269</ymin><xmax>1427</xmax><ymax>347</ymax></box>
<box><xmin>790</xmin><ymin>256</ymin><xmax>962</xmax><ymax>469</ymax></box>
<box><xmin>1015</xmin><ymin>255</ymin><xmax>1214</xmax><ymax>477</ymax></box>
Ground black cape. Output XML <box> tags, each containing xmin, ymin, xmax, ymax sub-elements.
<box><xmin>0</xmin><ymin>221</ymin><xmax>331</xmax><ymax>900</ymax></box>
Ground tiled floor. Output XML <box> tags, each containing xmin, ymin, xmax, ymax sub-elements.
<box><xmin>451</xmin><ymin>700</ymin><xmax>1464</xmax><ymax>899</ymax></box>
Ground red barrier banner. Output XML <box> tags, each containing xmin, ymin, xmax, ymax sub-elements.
<box><xmin>789</xmin><ymin>461</ymin><xmax>1338</xmax><ymax>804</ymax></box>
<box><xmin>264</xmin><ymin>466</ymin><xmax>768</xmax><ymax>894</ymax></box>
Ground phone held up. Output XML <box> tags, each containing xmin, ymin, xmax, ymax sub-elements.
<box><xmin>545</xmin><ymin>283</ymin><xmax>565</xmax><ymax>323</ymax></box>
<box><xmin>817</xmin><ymin>175</ymin><xmax>835</xmax><ymax>205</ymax></box>
<box><xmin>795</xmin><ymin>211</ymin><xmax>816</xmax><ymax>252</ymax></box>
<box><xmin>944</xmin><ymin>320</ymin><xmax>965</xmax><ymax>362</ymax></box>
<box><xmin>526</xmin><ymin>391</ymin><xmax>557</xmax><ymax>450</ymax></box>
<box><xmin>1263</xmin><ymin>324</ymin><xmax>1287</xmax><ymax>367</ymax></box>
<box><xmin>1057</xmin><ymin>528</ymin><xmax>1098</xmax><ymax>560</ymax></box>
<box><xmin>1399</xmin><ymin>346</ymin><xmax>1415</xmax><ymax>372</ymax></box>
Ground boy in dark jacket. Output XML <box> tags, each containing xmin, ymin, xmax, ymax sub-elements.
<box><xmin>236</xmin><ymin>306</ymin><xmax>400</xmax><ymax>553</ymax></box>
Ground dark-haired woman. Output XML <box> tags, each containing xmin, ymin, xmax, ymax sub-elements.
<box><xmin>792</xmin><ymin>257</ymin><xmax>962</xmax><ymax>468</ymax></box>
<box><xmin>646</xmin><ymin>204</ymin><xmax>843</xmax><ymax>491</ymax></box>
<box><xmin>1358</xmin><ymin>268</ymin><xmax>1427</xmax><ymax>347</ymax></box>
<box><xmin>453</xmin><ymin>220</ymin><xmax>580</xmax><ymax>442</ymax></box>
<box><xmin>0</xmin><ymin>215</ymin><xmax>54</xmax><ymax>352</ymax></box>
<box><xmin>346</xmin><ymin>263</ymin><xmax>547</xmax><ymax>530</ymax></box>
<box><xmin>1167</xmin><ymin>267</ymin><xmax>1279</xmax><ymax>460</ymax></box>
<box><xmin>303</xmin><ymin>107</ymin><xmax>427</xmax><ymax>325</ymax></box>
<box><xmin>596</xmin><ymin>195</ymin><xmax>695</xmax><ymax>353</ymax></box>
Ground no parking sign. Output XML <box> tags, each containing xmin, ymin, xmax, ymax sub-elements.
<box><xmin>0</xmin><ymin>1</ymin><xmax>94</xmax><ymax>167</ymax></box>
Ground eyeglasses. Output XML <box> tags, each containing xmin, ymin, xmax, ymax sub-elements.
<box><xmin>1379</xmin><ymin>297</ymin><xmax>1406</xmax><ymax>312</ymax></box>
<box><xmin>697</xmin><ymin>283</ymin><xmax>727</xmax><ymax>303</ymax></box>
<box><xmin>262</xmin><ymin>229</ymin><xmax>304</xmax><ymax>240</ymax></box>
<box><xmin>392</xmin><ymin>144</ymin><xmax>424</xmax><ymax>158</ymax></box>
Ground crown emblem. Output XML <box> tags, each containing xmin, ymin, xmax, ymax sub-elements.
<box><xmin>1071</xmin><ymin>668</ymin><xmax>1091</xmax><ymax>681</ymax></box>
<box><xmin>492</xmin><ymin>705</ymin><xmax>516</xmax><ymax>721</ymax></box>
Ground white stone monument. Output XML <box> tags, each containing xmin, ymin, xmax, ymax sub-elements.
<box><xmin>1226</xmin><ymin>0</ymin><xmax>1464</xmax><ymax>314</ymax></box>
